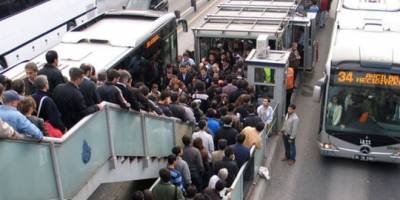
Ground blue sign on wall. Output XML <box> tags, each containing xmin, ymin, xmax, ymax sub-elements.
<box><xmin>82</xmin><ymin>140</ymin><xmax>91</xmax><ymax>164</ymax></box>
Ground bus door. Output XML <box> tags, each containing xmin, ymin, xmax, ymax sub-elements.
<box><xmin>290</xmin><ymin>20</ymin><xmax>316</xmax><ymax>72</ymax></box>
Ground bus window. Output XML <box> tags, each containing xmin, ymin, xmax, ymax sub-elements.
<box><xmin>254</xmin><ymin>67</ymin><xmax>275</xmax><ymax>84</ymax></box>
<box><xmin>255</xmin><ymin>85</ymin><xmax>274</xmax><ymax>99</ymax></box>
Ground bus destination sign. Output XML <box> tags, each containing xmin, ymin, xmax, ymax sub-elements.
<box><xmin>334</xmin><ymin>70</ymin><xmax>400</xmax><ymax>88</ymax></box>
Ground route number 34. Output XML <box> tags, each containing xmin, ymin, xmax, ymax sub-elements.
<box><xmin>338</xmin><ymin>71</ymin><xmax>354</xmax><ymax>83</ymax></box>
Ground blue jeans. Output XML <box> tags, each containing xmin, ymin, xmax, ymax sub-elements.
<box><xmin>283</xmin><ymin>134</ymin><xmax>296</xmax><ymax>161</ymax></box>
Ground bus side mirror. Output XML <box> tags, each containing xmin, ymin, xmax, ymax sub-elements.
<box><xmin>313</xmin><ymin>76</ymin><xmax>326</xmax><ymax>102</ymax></box>
<box><xmin>178</xmin><ymin>19</ymin><xmax>188</xmax><ymax>32</ymax></box>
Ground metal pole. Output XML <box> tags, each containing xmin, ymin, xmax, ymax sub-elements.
<box><xmin>49</xmin><ymin>142</ymin><xmax>64</xmax><ymax>200</ymax></box>
<box><xmin>105</xmin><ymin>106</ymin><xmax>117</xmax><ymax>169</ymax></box>
<box><xmin>141</xmin><ymin>113</ymin><xmax>150</xmax><ymax>168</ymax></box>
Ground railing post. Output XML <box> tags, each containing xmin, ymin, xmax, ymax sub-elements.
<box><xmin>49</xmin><ymin>142</ymin><xmax>64</xmax><ymax>200</ymax></box>
<box><xmin>105</xmin><ymin>106</ymin><xmax>117</xmax><ymax>169</ymax></box>
<box><xmin>141</xmin><ymin>113</ymin><xmax>150</xmax><ymax>168</ymax></box>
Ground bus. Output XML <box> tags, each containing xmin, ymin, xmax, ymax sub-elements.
<box><xmin>2</xmin><ymin>10</ymin><xmax>187</xmax><ymax>87</ymax></box>
<box><xmin>313</xmin><ymin>0</ymin><xmax>400</xmax><ymax>163</ymax></box>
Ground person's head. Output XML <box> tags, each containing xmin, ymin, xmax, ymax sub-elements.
<box><xmin>172</xmin><ymin>146</ymin><xmax>182</xmax><ymax>157</ymax></box>
<box><xmin>212</xmin><ymin>63</ymin><xmax>220</xmax><ymax>72</ymax></box>
<box><xmin>186</xmin><ymin>185</ymin><xmax>197</xmax><ymax>198</ymax></box>
<box><xmin>178</xmin><ymin>94</ymin><xmax>187</xmax><ymax>104</ymax></box>
<box><xmin>182</xmin><ymin>135</ymin><xmax>192</xmax><ymax>147</ymax></box>
<box><xmin>288</xmin><ymin>104</ymin><xmax>296</xmax><ymax>114</ymax></box>
<box><xmin>139</xmin><ymin>85</ymin><xmax>150</xmax><ymax>96</ymax></box>
<box><xmin>236</xmin><ymin>134</ymin><xmax>246</xmax><ymax>144</ymax></box>
<box><xmin>167</xmin><ymin>154</ymin><xmax>177</xmax><ymax>167</ymax></box>
<box><xmin>159</xmin><ymin>90</ymin><xmax>171</xmax><ymax>104</ymax></box>
<box><xmin>132</xmin><ymin>191</ymin><xmax>144</xmax><ymax>200</ymax></box>
<box><xmin>159</xmin><ymin>168</ymin><xmax>171</xmax><ymax>183</ymax></box>
<box><xmin>208</xmin><ymin>53</ymin><xmax>216</xmax><ymax>63</ymax></box>
<box><xmin>226</xmin><ymin>74</ymin><xmax>235</xmax><ymax>84</ymax></box>
<box><xmin>332</xmin><ymin>96</ymin><xmax>339</xmax><ymax>104</ymax></box>
<box><xmin>291</xmin><ymin>42</ymin><xmax>298</xmax><ymax>50</ymax></box>
<box><xmin>69</xmin><ymin>67</ymin><xmax>84</xmax><ymax>85</ymax></box>
<box><xmin>119</xmin><ymin>69</ymin><xmax>132</xmax><ymax>86</ymax></box>
<box><xmin>182</xmin><ymin>52</ymin><xmax>190</xmax><ymax>61</ymax></box>
<box><xmin>193</xmin><ymin>137</ymin><xmax>204</xmax><ymax>150</ymax></box>
<box><xmin>263</xmin><ymin>97</ymin><xmax>271</xmax><ymax>107</ymax></box>
<box><xmin>151</xmin><ymin>83</ymin><xmax>159</xmax><ymax>92</ymax></box>
<box><xmin>193</xmin><ymin>193</ymin><xmax>208</xmax><ymax>200</ymax></box>
<box><xmin>179</xmin><ymin>63</ymin><xmax>188</xmax><ymax>74</ymax></box>
<box><xmin>215</xmin><ymin>180</ymin><xmax>225</xmax><ymax>192</ymax></box>
<box><xmin>25</xmin><ymin>62</ymin><xmax>38</xmax><ymax>81</ymax></box>
<box><xmin>97</xmin><ymin>70</ymin><xmax>107</xmax><ymax>83</ymax></box>
<box><xmin>106</xmin><ymin>69</ymin><xmax>120</xmax><ymax>83</ymax></box>
<box><xmin>206</xmin><ymin>108</ymin><xmax>216</xmax><ymax>118</ymax></box>
<box><xmin>3</xmin><ymin>90</ymin><xmax>23</xmax><ymax>107</ymax></box>
<box><xmin>34</xmin><ymin>75</ymin><xmax>49</xmax><ymax>92</ymax></box>
<box><xmin>224</xmin><ymin>147</ymin><xmax>235</xmax><ymax>160</ymax></box>
<box><xmin>217</xmin><ymin>168</ymin><xmax>229</xmax><ymax>181</ymax></box>
<box><xmin>195</xmin><ymin>81</ymin><xmax>206</xmax><ymax>92</ymax></box>
<box><xmin>218</xmin><ymin>139</ymin><xmax>228</xmax><ymax>150</ymax></box>
<box><xmin>170</xmin><ymin>92</ymin><xmax>178</xmax><ymax>103</ymax></box>
<box><xmin>17</xmin><ymin>96</ymin><xmax>36</xmax><ymax>116</ymax></box>
<box><xmin>198</xmin><ymin>119</ymin><xmax>207</xmax><ymax>130</ymax></box>
<box><xmin>45</xmin><ymin>50</ymin><xmax>58</xmax><ymax>65</ymax></box>
<box><xmin>11</xmin><ymin>79</ymin><xmax>25</xmax><ymax>95</ymax></box>
<box><xmin>255</xmin><ymin>122</ymin><xmax>265</xmax><ymax>132</ymax></box>
<box><xmin>79</xmin><ymin>63</ymin><xmax>93</xmax><ymax>77</ymax></box>
<box><xmin>222</xmin><ymin>116</ymin><xmax>232</xmax><ymax>127</ymax></box>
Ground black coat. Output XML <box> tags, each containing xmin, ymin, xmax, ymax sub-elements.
<box><xmin>38</xmin><ymin>63</ymin><xmax>65</xmax><ymax>94</ymax></box>
<box><xmin>177</xmin><ymin>72</ymin><xmax>194</xmax><ymax>87</ymax></box>
<box><xmin>116</xmin><ymin>83</ymin><xmax>140</xmax><ymax>111</ymax></box>
<box><xmin>215</xmin><ymin>126</ymin><xmax>239</xmax><ymax>148</ymax></box>
<box><xmin>79</xmin><ymin>77</ymin><xmax>100</xmax><ymax>107</ymax></box>
<box><xmin>169</xmin><ymin>103</ymin><xmax>188</xmax><ymax>122</ymax></box>
<box><xmin>97</xmin><ymin>82</ymin><xmax>130</xmax><ymax>109</ymax></box>
<box><xmin>243</xmin><ymin>113</ymin><xmax>263</xmax><ymax>128</ymax></box>
<box><xmin>213</xmin><ymin>157</ymin><xmax>238</xmax><ymax>187</ymax></box>
<box><xmin>53</xmin><ymin>82</ymin><xmax>99</xmax><ymax>129</ymax></box>
<box><xmin>32</xmin><ymin>90</ymin><xmax>66</xmax><ymax>131</ymax></box>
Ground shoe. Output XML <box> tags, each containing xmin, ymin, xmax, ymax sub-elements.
<box><xmin>288</xmin><ymin>160</ymin><xmax>295</xmax><ymax>165</ymax></box>
<box><xmin>281</xmin><ymin>157</ymin><xmax>288</xmax><ymax>161</ymax></box>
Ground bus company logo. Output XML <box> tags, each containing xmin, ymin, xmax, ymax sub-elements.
<box><xmin>82</xmin><ymin>140</ymin><xmax>91</xmax><ymax>164</ymax></box>
<box><xmin>360</xmin><ymin>137</ymin><xmax>371</xmax><ymax>146</ymax></box>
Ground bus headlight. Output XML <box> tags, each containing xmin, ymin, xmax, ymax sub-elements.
<box><xmin>320</xmin><ymin>143</ymin><xmax>338</xmax><ymax>150</ymax></box>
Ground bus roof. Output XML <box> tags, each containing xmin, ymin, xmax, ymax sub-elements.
<box><xmin>342</xmin><ymin>0</ymin><xmax>400</xmax><ymax>11</ymax></box>
<box><xmin>2</xmin><ymin>11</ymin><xmax>176</xmax><ymax>80</ymax></box>
<box><xmin>331</xmin><ymin>29</ymin><xmax>400</xmax><ymax>66</ymax></box>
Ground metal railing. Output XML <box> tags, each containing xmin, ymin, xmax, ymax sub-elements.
<box><xmin>0</xmin><ymin>102</ymin><xmax>193</xmax><ymax>200</ymax></box>
<box><xmin>228</xmin><ymin>103</ymin><xmax>279</xmax><ymax>200</ymax></box>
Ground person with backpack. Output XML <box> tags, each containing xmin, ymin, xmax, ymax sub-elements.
<box><xmin>152</xmin><ymin>168</ymin><xmax>184</xmax><ymax>200</ymax></box>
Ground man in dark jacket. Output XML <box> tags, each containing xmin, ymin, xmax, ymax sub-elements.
<box><xmin>182</xmin><ymin>135</ymin><xmax>204</xmax><ymax>191</ymax></box>
<box><xmin>213</xmin><ymin>147</ymin><xmax>238</xmax><ymax>187</ymax></box>
<box><xmin>38</xmin><ymin>50</ymin><xmax>65</xmax><ymax>94</ymax></box>
<box><xmin>215</xmin><ymin>116</ymin><xmax>239</xmax><ymax>148</ymax></box>
<box><xmin>53</xmin><ymin>68</ymin><xmax>102</xmax><ymax>129</ymax></box>
<box><xmin>152</xmin><ymin>168</ymin><xmax>184</xmax><ymax>200</ymax></box>
<box><xmin>79</xmin><ymin>63</ymin><xmax>100</xmax><ymax>107</ymax></box>
<box><xmin>243</xmin><ymin>106</ymin><xmax>263</xmax><ymax>128</ymax></box>
<box><xmin>97</xmin><ymin>69</ymin><xmax>130</xmax><ymax>109</ymax></box>
<box><xmin>169</xmin><ymin>92</ymin><xmax>188</xmax><ymax>121</ymax></box>
<box><xmin>23</xmin><ymin>62</ymin><xmax>38</xmax><ymax>95</ymax></box>
<box><xmin>32</xmin><ymin>75</ymin><xmax>66</xmax><ymax>132</ymax></box>
<box><xmin>115</xmin><ymin>70</ymin><xmax>140</xmax><ymax>111</ymax></box>
<box><xmin>230</xmin><ymin>134</ymin><xmax>250</xmax><ymax>167</ymax></box>
<box><xmin>177</xmin><ymin>62</ymin><xmax>194</xmax><ymax>87</ymax></box>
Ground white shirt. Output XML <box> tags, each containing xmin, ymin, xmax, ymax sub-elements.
<box><xmin>208</xmin><ymin>175</ymin><xmax>220</xmax><ymax>189</ymax></box>
<box><xmin>257</xmin><ymin>105</ymin><xmax>274</xmax><ymax>125</ymax></box>
<box><xmin>192</xmin><ymin>130</ymin><xmax>215</xmax><ymax>160</ymax></box>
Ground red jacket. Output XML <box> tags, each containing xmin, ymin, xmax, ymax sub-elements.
<box><xmin>320</xmin><ymin>0</ymin><xmax>329</xmax><ymax>11</ymax></box>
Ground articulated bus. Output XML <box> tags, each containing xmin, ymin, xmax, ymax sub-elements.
<box><xmin>313</xmin><ymin>0</ymin><xmax>400</xmax><ymax>163</ymax></box>
<box><xmin>2</xmin><ymin>10</ymin><xmax>187</xmax><ymax>87</ymax></box>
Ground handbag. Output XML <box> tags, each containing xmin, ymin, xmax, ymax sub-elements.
<box><xmin>37</xmin><ymin>96</ymin><xmax>63</xmax><ymax>138</ymax></box>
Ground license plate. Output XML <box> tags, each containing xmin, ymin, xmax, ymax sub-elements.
<box><xmin>354</xmin><ymin>154</ymin><xmax>374</xmax><ymax>161</ymax></box>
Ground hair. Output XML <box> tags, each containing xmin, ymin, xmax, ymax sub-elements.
<box><xmin>222</xmin><ymin>116</ymin><xmax>232</xmax><ymax>125</ymax></box>
<box><xmin>193</xmin><ymin>194</ymin><xmax>208</xmax><ymax>200</ymax></box>
<box><xmin>178</xmin><ymin>94</ymin><xmax>187</xmax><ymax>104</ymax></box>
<box><xmin>106</xmin><ymin>69</ymin><xmax>120</xmax><ymax>82</ymax></box>
<box><xmin>167</xmin><ymin>154</ymin><xmax>176</xmax><ymax>165</ymax></box>
<box><xmin>264</xmin><ymin>96</ymin><xmax>271</xmax><ymax>102</ymax></box>
<box><xmin>193</xmin><ymin>138</ymin><xmax>204</xmax><ymax>150</ymax></box>
<box><xmin>236</xmin><ymin>134</ymin><xmax>246</xmax><ymax>144</ymax></box>
<box><xmin>97</xmin><ymin>71</ymin><xmax>107</xmax><ymax>82</ymax></box>
<box><xmin>17</xmin><ymin>96</ymin><xmax>36</xmax><ymax>115</ymax></box>
<box><xmin>186</xmin><ymin>185</ymin><xmax>197</xmax><ymax>198</ymax></box>
<box><xmin>34</xmin><ymin>75</ymin><xmax>48</xmax><ymax>90</ymax></box>
<box><xmin>198</xmin><ymin>119</ymin><xmax>207</xmax><ymax>129</ymax></box>
<box><xmin>289</xmin><ymin>104</ymin><xmax>296</xmax><ymax>110</ymax></box>
<box><xmin>170</xmin><ymin>92</ymin><xmax>179</xmax><ymax>103</ymax></box>
<box><xmin>45</xmin><ymin>50</ymin><xmax>58</xmax><ymax>64</ymax></box>
<box><xmin>139</xmin><ymin>85</ymin><xmax>150</xmax><ymax>96</ymax></box>
<box><xmin>218</xmin><ymin>139</ymin><xmax>228</xmax><ymax>150</ymax></box>
<box><xmin>206</xmin><ymin>108</ymin><xmax>216</xmax><ymax>118</ymax></box>
<box><xmin>234</xmin><ymin>94</ymin><xmax>251</xmax><ymax>107</ymax></box>
<box><xmin>69</xmin><ymin>67</ymin><xmax>84</xmax><ymax>81</ymax></box>
<box><xmin>195</xmin><ymin>81</ymin><xmax>206</xmax><ymax>92</ymax></box>
<box><xmin>182</xmin><ymin>135</ymin><xmax>192</xmax><ymax>146</ymax></box>
<box><xmin>119</xmin><ymin>69</ymin><xmax>132</xmax><ymax>83</ymax></box>
<box><xmin>219</xmin><ymin>106</ymin><xmax>228</xmax><ymax>116</ymax></box>
<box><xmin>215</xmin><ymin>180</ymin><xmax>225</xmax><ymax>192</ymax></box>
<box><xmin>159</xmin><ymin>168</ymin><xmax>171</xmax><ymax>183</ymax></box>
<box><xmin>11</xmin><ymin>79</ymin><xmax>25</xmax><ymax>95</ymax></box>
<box><xmin>25</xmin><ymin>62</ymin><xmax>38</xmax><ymax>72</ymax></box>
<box><xmin>132</xmin><ymin>191</ymin><xmax>144</xmax><ymax>200</ymax></box>
<box><xmin>171</xmin><ymin>146</ymin><xmax>181</xmax><ymax>156</ymax></box>
<box><xmin>79</xmin><ymin>63</ymin><xmax>92</xmax><ymax>75</ymax></box>
<box><xmin>226</xmin><ymin>74</ymin><xmax>235</xmax><ymax>83</ymax></box>
<box><xmin>217</xmin><ymin>168</ymin><xmax>229</xmax><ymax>181</ymax></box>
<box><xmin>224</xmin><ymin>147</ymin><xmax>234</xmax><ymax>158</ymax></box>
<box><xmin>159</xmin><ymin>90</ymin><xmax>171</xmax><ymax>101</ymax></box>
<box><xmin>255</xmin><ymin>122</ymin><xmax>265</xmax><ymax>132</ymax></box>
<box><xmin>227</xmin><ymin>103</ymin><xmax>235</xmax><ymax>112</ymax></box>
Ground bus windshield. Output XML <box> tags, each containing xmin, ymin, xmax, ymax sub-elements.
<box><xmin>326</xmin><ymin>70</ymin><xmax>400</xmax><ymax>138</ymax></box>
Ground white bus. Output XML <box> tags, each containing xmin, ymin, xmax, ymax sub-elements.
<box><xmin>313</xmin><ymin>0</ymin><xmax>400</xmax><ymax>163</ymax></box>
<box><xmin>2</xmin><ymin>10</ymin><xmax>187</xmax><ymax>88</ymax></box>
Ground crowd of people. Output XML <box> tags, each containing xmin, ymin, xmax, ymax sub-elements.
<box><xmin>0</xmin><ymin>37</ymin><xmax>276</xmax><ymax>199</ymax></box>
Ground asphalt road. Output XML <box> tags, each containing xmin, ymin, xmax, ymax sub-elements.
<box><xmin>255</xmin><ymin>2</ymin><xmax>400</xmax><ymax>200</ymax></box>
